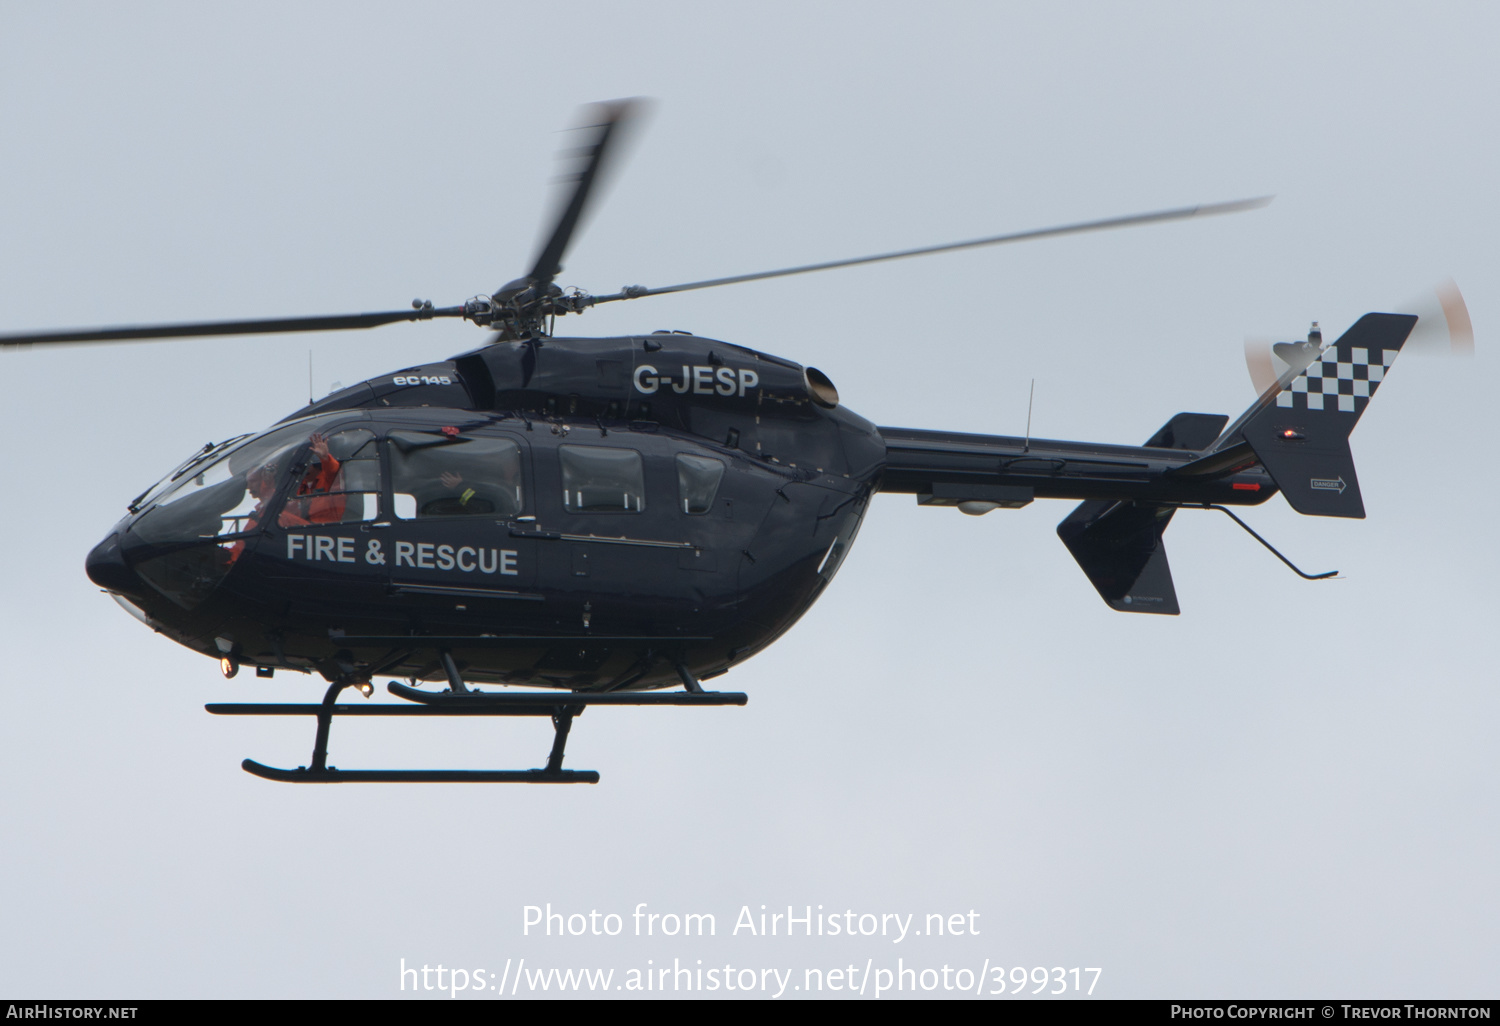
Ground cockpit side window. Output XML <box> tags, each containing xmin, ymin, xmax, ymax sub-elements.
<box><xmin>559</xmin><ymin>445</ymin><xmax>645</xmax><ymax>513</ymax></box>
<box><xmin>388</xmin><ymin>431</ymin><xmax>524</xmax><ymax>519</ymax></box>
<box><xmin>281</xmin><ymin>428</ymin><xmax>381</xmax><ymax>525</ymax></box>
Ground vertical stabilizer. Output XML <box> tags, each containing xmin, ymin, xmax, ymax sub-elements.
<box><xmin>1233</xmin><ymin>313</ymin><xmax>1416</xmax><ymax>518</ymax></box>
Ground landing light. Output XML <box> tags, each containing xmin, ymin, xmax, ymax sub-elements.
<box><xmin>958</xmin><ymin>501</ymin><xmax>1001</xmax><ymax>516</ymax></box>
<box><xmin>220</xmin><ymin>656</ymin><xmax>239</xmax><ymax>679</ymax></box>
<box><xmin>354</xmin><ymin>680</ymin><xmax>374</xmax><ymax>698</ymax></box>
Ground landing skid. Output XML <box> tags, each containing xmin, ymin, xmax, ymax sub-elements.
<box><xmin>240</xmin><ymin>761</ymin><xmax>599</xmax><ymax>784</ymax></box>
<box><xmin>208</xmin><ymin>672</ymin><xmax>747</xmax><ymax>784</ymax></box>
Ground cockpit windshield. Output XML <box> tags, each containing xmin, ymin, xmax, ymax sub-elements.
<box><xmin>131</xmin><ymin>414</ymin><xmax>358</xmax><ymax>545</ymax></box>
<box><xmin>127</xmin><ymin>434</ymin><xmax>253</xmax><ymax>514</ymax></box>
<box><xmin>126</xmin><ymin>415</ymin><xmax>370</xmax><ymax>611</ymax></box>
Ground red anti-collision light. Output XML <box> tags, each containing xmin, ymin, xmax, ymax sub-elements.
<box><xmin>1232</xmin><ymin>482</ymin><xmax>1261</xmax><ymax>491</ymax></box>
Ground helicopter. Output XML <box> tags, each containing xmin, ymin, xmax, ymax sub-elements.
<box><xmin>0</xmin><ymin>100</ymin><xmax>1419</xmax><ymax>784</ymax></box>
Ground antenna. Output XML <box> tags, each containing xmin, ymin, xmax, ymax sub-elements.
<box><xmin>307</xmin><ymin>350</ymin><xmax>313</xmax><ymax>406</ymax></box>
<box><xmin>1024</xmin><ymin>379</ymin><xmax>1035</xmax><ymax>453</ymax></box>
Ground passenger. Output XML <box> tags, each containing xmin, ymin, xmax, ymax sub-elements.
<box><xmin>410</xmin><ymin>469</ymin><xmax>490</xmax><ymax>516</ymax></box>
<box><xmin>416</xmin><ymin>467</ymin><xmax>520</xmax><ymax>516</ymax></box>
<box><xmin>441</xmin><ymin>470</ymin><xmax>479</xmax><ymax>509</ymax></box>
<box><xmin>225</xmin><ymin>433</ymin><xmax>342</xmax><ymax>563</ymax></box>
<box><xmin>393</xmin><ymin>438</ymin><xmax>522</xmax><ymax>517</ymax></box>
<box><xmin>291</xmin><ymin>433</ymin><xmax>346</xmax><ymax>525</ymax></box>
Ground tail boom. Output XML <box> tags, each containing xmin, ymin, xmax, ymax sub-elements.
<box><xmin>880</xmin><ymin>311</ymin><xmax>1416</xmax><ymax>614</ymax></box>
<box><xmin>877</xmin><ymin>427</ymin><xmax>1277</xmax><ymax>509</ymax></box>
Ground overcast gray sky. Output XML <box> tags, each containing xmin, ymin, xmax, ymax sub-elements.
<box><xmin>1</xmin><ymin>1</ymin><xmax>1496</xmax><ymax>999</ymax></box>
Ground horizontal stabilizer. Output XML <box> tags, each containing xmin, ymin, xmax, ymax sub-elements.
<box><xmin>1056</xmin><ymin>411</ymin><xmax>1212</xmax><ymax>615</ymax></box>
<box><xmin>1057</xmin><ymin>500</ymin><xmax>1180</xmax><ymax>614</ymax></box>
<box><xmin>1144</xmin><ymin>412</ymin><xmax>1228</xmax><ymax>451</ymax></box>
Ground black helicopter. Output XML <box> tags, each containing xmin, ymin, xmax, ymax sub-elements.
<box><xmin>1</xmin><ymin>101</ymin><xmax>1417</xmax><ymax>784</ymax></box>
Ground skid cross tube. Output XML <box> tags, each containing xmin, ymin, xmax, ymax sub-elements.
<box><xmin>207</xmin><ymin>683</ymin><xmax>747</xmax><ymax>784</ymax></box>
<box><xmin>310</xmin><ymin>679</ymin><xmax>351</xmax><ymax>773</ymax></box>
<box><xmin>545</xmin><ymin>710</ymin><xmax>576</xmax><ymax>775</ymax></box>
<box><xmin>437</xmin><ymin>650</ymin><xmax>471</xmax><ymax>694</ymax></box>
<box><xmin>674</xmin><ymin>661</ymin><xmax>706</xmax><ymax>694</ymax></box>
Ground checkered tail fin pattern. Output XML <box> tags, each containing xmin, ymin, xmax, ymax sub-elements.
<box><xmin>1238</xmin><ymin>313</ymin><xmax>1417</xmax><ymax>518</ymax></box>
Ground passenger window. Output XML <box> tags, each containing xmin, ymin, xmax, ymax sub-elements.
<box><xmin>389</xmin><ymin>431</ymin><xmax>524</xmax><ymax>519</ymax></box>
<box><xmin>283</xmin><ymin>428</ymin><xmax>380</xmax><ymax>525</ymax></box>
<box><xmin>676</xmin><ymin>454</ymin><xmax>725</xmax><ymax>514</ymax></box>
<box><xmin>560</xmin><ymin>445</ymin><xmax>645</xmax><ymax>513</ymax></box>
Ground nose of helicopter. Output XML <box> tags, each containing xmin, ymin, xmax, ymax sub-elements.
<box><xmin>85</xmin><ymin>532</ymin><xmax>144</xmax><ymax>597</ymax></box>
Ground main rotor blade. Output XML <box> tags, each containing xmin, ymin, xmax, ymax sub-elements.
<box><xmin>590</xmin><ymin>196</ymin><xmax>1272</xmax><ymax>304</ymax></box>
<box><xmin>525</xmin><ymin>98</ymin><xmax>647</xmax><ymax>289</ymax></box>
<box><xmin>0</xmin><ymin>307</ymin><xmax>466</xmax><ymax>348</ymax></box>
